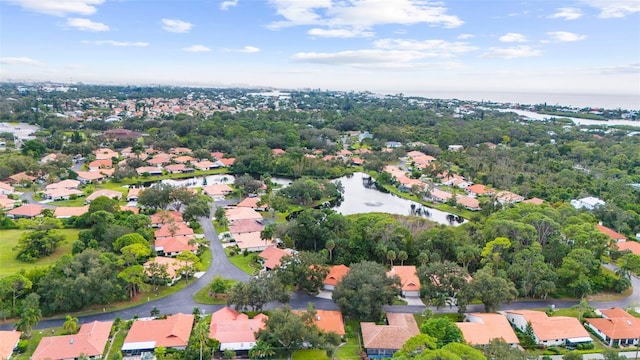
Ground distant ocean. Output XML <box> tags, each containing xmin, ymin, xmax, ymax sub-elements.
<box><xmin>399</xmin><ymin>90</ymin><xmax>640</xmax><ymax>110</ymax></box>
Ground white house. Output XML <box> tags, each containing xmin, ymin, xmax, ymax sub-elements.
<box><xmin>570</xmin><ymin>196</ymin><xmax>605</xmax><ymax>210</ymax></box>
<box><xmin>504</xmin><ymin>310</ymin><xmax>592</xmax><ymax>347</ymax></box>
<box><xmin>208</xmin><ymin>307</ymin><xmax>268</xmax><ymax>351</ymax></box>
<box><xmin>585</xmin><ymin>308</ymin><xmax>640</xmax><ymax>347</ymax></box>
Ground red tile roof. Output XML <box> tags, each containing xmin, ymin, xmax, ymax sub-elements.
<box><xmin>155</xmin><ymin>235</ymin><xmax>198</xmax><ymax>254</ymax></box>
<box><xmin>209</xmin><ymin>307</ymin><xmax>267</xmax><ymax>344</ymax></box>
<box><xmin>308</xmin><ymin>310</ymin><xmax>346</xmax><ymax>336</ymax></box>
<box><xmin>259</xmin><ymin>247</ymin><xmax>290</xmax><ymax>270</ymax></box>
<box><xmin>361</xmin><ymin>313</ymin><xmax>420</xmax><ymax>350</ymax></box>
<box><xmin>598</xmin><ymin>224</ymin><xmax>627</xmax><ymax>241</ymax></box>
<box><xmin>54</xmin><ymin>206</ymin><xmax>90</xmax><ymax>218</ymax></box>
<box><xmin>150</xmin><ymin>211</ymin><xmax>183</xmax><ymax>226</ymax></box>
<box><xmin>506</xmin><ymin>310</ymin><xmax>590</xmax><ymax>341</ymax></box>
<box><xmin>124</xmin><ymin>313</ymin><xmax>194</xmax><ymax>349</ymax></box>
<box><xmin>586</xmin><ymin>308</ymin><xmax>640</xmax><ymax>340</ymax></box>
<box><xmin>523</xmin><ymin>197</ymin><xmax>544</xmax><ymax>205</ymax></box>
<box><xmin>388</xmin><ymin>266</ymin><xmax>420</xmax><ymax>292</ymax></box>
<box><xmin>324</xmin><ymin>265</ymin><xmax>349</xmax><ymax>287</ymax></box>
<box><xmin>225</xmin><ymin>207</ymin><xmax>263</xmax><ymax>222</ymax></box>
<box><xmin>457</xmin><ymin>313</ymin><xmax>519</xmax><ymax>345</ymax></box>
<box><xmin>0</xmin><ymin>331</ymin><xmax>21</xmax><ymax>360</ymax></box>
<box><xmin>202</xmin><ymin>184</ymin><xmax>233</xmax><ymax>197</ymax></box>
<box><xmin>236</xmin><ymin>197</ymin><xmax>265</xmax><ymax>209</ymax></box>
<box><xmin>7</xmin><ymin>204</ymin><xmax>44</xmax><ymax>217</ymax></box>
<box><xmin>32</xmin><ymin>321</ymin><xmax>113</xmax><ymax>360</ymax></box>
<box><xmin>155</xmin><ymin>223</ymin><xmax>194</xmax><ymax>239</ymax></box>
<box><xmin>228</xmin><ymin>219</ymin><xmax>264</xmax><ymax>234</ymax></box>
<box><xmin>616</xmin><ymin>241</ymin><xmax>640</xmax><ymax>255</ymax></box>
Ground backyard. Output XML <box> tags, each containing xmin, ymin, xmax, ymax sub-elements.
<box><xmin>0</xmin><ymin>229</ymin><xmax>80</xmax><ymax>276</ymax></box>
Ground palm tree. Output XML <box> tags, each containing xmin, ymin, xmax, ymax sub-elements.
<box><xmin>260</xmin><ymin>224</ymin><xmax>274</xmax><ymax>247</ymax></box>
<box><xmin>192</xmin><ymin>319</ymin><xmax>209</xmax><ymax>360</ymax></box>
<box><xmin>249</xmin><ymin>340</ymin><xmax>275</xmax><ymax>359</ymax></box>
<box><xmin>326</xmin><ymin>239</ymin><xmax>336</xmax><ymax>262</ymax></box>
<box><xmin>398</xmin><ymin>251</ymin><xmax>408</xmax><ymax>266</ymax></box>
<box><xmin>16</xmin><ymin>306</ymin><xmax>41</xmax><ymax>337</ymax></box>
<box><xmin>63</xmin><ymin>315</ymin><xmax>79</xmax><ymax>334</ymax></box>
<box><xmin>387</xmin><ymin>250</ymin><xmax>396</xmax><ymax>267</ymax></box>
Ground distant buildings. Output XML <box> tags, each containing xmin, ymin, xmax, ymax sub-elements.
<box><xmin>570</xmin><ymin>196</ymin><xmax>605</xmax><ymax>210</ymax></box>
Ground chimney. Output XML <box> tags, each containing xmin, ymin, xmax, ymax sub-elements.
<box><xmin>70</xmin><ymin>339</ymin><xmax>74</xmax><ymax>344</ymax></box>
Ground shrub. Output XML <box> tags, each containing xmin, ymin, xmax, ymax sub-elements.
<box><xmin>17</xmin><ymin>340</ymin><xmax>28</xmax><ymax>353</ymax></box>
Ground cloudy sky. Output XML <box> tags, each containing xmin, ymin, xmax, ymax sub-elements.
<box><xmin>1</xmin><ymin>0</ymin><xmax>639</xmax><ymax>102</ymax></box>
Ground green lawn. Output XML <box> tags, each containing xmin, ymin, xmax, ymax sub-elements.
<box><xmin>107</xmin><ymin>325</ymin><xmax>129</xmax><ymax>360</ymax></box>
<box><xmin>193</xmin><ymin>277</ymin><xmax>239</xmax><ymax>305</ymax></box>
<box><xmin>48</xmin><ymin>197</ymin><xmax>87</xmax><ymax>207</ymax></box>
<box><xmin>292</xmin><ymin>349</ymin><xmax>330</xmax><ymax>360</ymax></box>
<box><xmin>225</xmin><ymin>248</ymin><xmax>259</xmax><ymax>275</ymax></box>
<box><xmin>336</xmin><ymin>319</ymin><xmax>362</xmax><ymax>360</ymax></box>
<box><xmin>0</xmin><ymin>229</ymin><xmax>80</xmax><ymax>276</ymax></box>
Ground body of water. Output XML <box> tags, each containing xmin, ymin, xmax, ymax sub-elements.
<box><xmin>160</xmin><ymin>174</ymin><xmax>235</xmax><ymax>188</ymax></box>
<box><xmin>331</xmin><ymin>172</ymin><xmax>465</xmax><ymax>226</ymax></box>
<box><xmin>499</xmin><ymin>109</ymin><xmax>640</xmax><ymax>128</ymax></box>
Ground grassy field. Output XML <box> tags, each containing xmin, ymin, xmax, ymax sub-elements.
<box><xmin>0</xmin><ymin>229</ymin><xmax>80</xmax><ymax>276</ymax></box>
<box><xmin>292</xmin><ymin>349</ymin><xmax>330</xmax><ymax>360</ymax></box>
<box><xmin>336</xmin><ymin>319</ymin><xmax>362</xmax><ymax>360</ymax></box>
<box><xmin>193</xmin><ymin>277</ymin><xmax>239</xmax><ymax>305</ymax></box>
<box><xmin>225</xmin><ymin>248</ymin><xmax>259</xmax><ymax>275</ymax></box>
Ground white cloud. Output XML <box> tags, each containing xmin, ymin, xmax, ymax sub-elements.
<box><xmin>308</xmin><ymin>27</ymin><xmax>374</xmax><ymax>38</ymax></box>
<box><xmin>293</xmin><ymin>38</ymin><xmax>476</xmax><ymax>67</ymax></box>
<box><xmin>582</xmin><ymin>0</ymin><xmax>640</xmax><ymax>18</ymax></box>
<box><xmin>66</xmin><ymin>17</ymin><xmax>109</xmax><ymax>31</ymax></box>
<box><xmin>161</xmin><ymin>19</ymin><xmax>193</xmax><ymax>33</ymax></box>
<box><xmin>499</xmin><ymin>32</ymin><xmax>527</xmax><ymax>43</ymax></box>
<box><xmin>268</xmin><ymin>0</ymin><xmax>463</xmax><ymax>31</ymax></box>
<box><xmin>481</xmin><ymin>45</ymin><xmax>541</xmax><ymax>59</ymax></box>
<box><xmin>83</xmin><ymin>40</ymin><xmax>149</xmax><ymax>47</ymax></box>
<box><xmin>590</xmin><ymin>63</ymin><xmax>640</xmax><ymax>74</ymax></box>
<box><xmin>548</xmin><ymin>7</ymin><xmax>583</xmax><ymax>20</ymax></box>
<box><xmin>224</xmin><ymin>46</ymin><xmax>261</xmax><ymax>53</ymax></box>
<box><xmin>220</xmin><ymin>0</ymin><xmax>239</xmax><ymax>10</ymax></box>
<box><xmin>183</xmin><ymin>45</ymin><xmax>211</xmax><ymax>52</ymax></box>
<box><xmin>547</xmin><ymin>31</ymin><xmax>587</xmax><ymax>42</ymax></box>
<box><xmin>0</xmin><ymin>57</ymin><xmax>42</xmax><ymax>66</ymax></box>
<box><xmin>7</xmin><ymin>0</ymin><xmax>104</xmax><ymax>16</ymax></box>
<box><xmin>457</xmin><ymin>33</ymin><xmax>474</xmax><ymax>40</ymax></box>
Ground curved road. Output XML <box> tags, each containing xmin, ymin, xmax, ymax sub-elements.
<box><xmin>1</xmin><ymin>199</ymin><xmax>638</xmax><ymax>329</ymax></box>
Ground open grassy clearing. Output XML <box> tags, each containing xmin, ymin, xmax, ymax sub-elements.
<box><xmin>0</xmin><ymin>229</ymin><xmax>80</xmax><ymax>276</ymax></box>
<box><xmin>224</xmin><ymin>247</ymin><xmax>259</xmax><ymax>275</ymax></box>
<box><xmin>292</xmin><ymin>349</ymin><xmax>330</xmax><ymax>359</ymax></box>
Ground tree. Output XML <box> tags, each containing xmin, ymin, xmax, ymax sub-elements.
<box><xmin>169</xmin><ymin>186</ymin><xmax>198</xmax><ymax>212</ymax></box>
<box><xmin>562</xmin><ymin>352</ymin><xmax>583</xmax><ymax>360</ymax></box>
<box><xmin>113</xmin><ymin>233</ymin><xmax>148</xmax><ymax>252</ymax></box>
<box><xmin>387</xmin><ymin>250</ymin><xmax>397</xmax><ymax>266</ymax></box>
<box><xmin>176</xmin><ymin>252</ymin><xmax>200</xmax><ymax>284</ymax></box>
<box><xmin>209</xmin><ymin>276</ymin><xmax>229</xmax><ymax>298</ymax></box>
<box><xmin>214</xmin><ymin>206</ymin><xmax>228</xmax><ymax>227</ymax></box>
<box><xmin>227</xmin><ymin>272</ymin><xmax>288</xmax><ymax>312</ymax></box>
<box><xmin>138</xmin><ymin>184</ymin><xmax>173</xmax><ymax>210</ymax></box>
<box><xmin>63</xmin><ymin>315</ymin><xmax>79</xmax><ymax>334</ymax></box>
<box><xmin>120</xmin><ymin>243</ymin><xmax>152</xmax><ymax>266</ymax></box>
<box><xmin>420</xmin><ymin>317</ymin><xmax>463</xmax><ymax>348</ymax></box>
<box><xmin>326</xmin><ymin>239</ymin><xmax>335</xmax><ymax>262</ymax></box>
<box><xmin>15</xmin><ymin>294</ymin><xmax>41</xmax><ymax>337</ymax></box>
<box><xmin>466</xmin><ymin>267</ymin><xmax>518</xmax><ymax>312</ymax></box>
<box><xmin>276</xmin><ymin>252</ymin><xmax>329</xmax><ymax>295</ymax></box>
<box><xmin>418</xmin><ymin>261</ymin><xmax>469</xmax><ymax>309</ymax></box>
<box><xmin>147</xmin><ymin>262</ymin><xmax>170</xmax><ymax>292</ymax></box>
<box><xmin>249</xmin><ymin>340</ymin><xmax>276</xmax><ymax>359</ymax></box>
<box><xmin>440</xmin><ymin>343</ymin><xmax>485</xmax><ymax>360</ymax></box>
<box><xmin>183</xmin><ymin>197</ymin><xmax>211</xmax><ymax>222</ymax></box>
<box><xmin>260</xmin><ymin>224</ymin><xmax>275</xmax><ymax>247</ymax></box>
<box><xmin>234</xmin><ymin>174</ymin><xmax>262</xmax><ymax>196</ymax></box>
<box><xmin>482</xmin><ymin>338</ymin><xmax>529</xmax><ymax>360</ymax></box>
<box><xmin>0</xmin><ymin>274</ymin><xmax>32</xmax><ymax>313</ymax></box>
<box><xmin>15</xmin><ymin>229</ymin><xmax>65</xmax><ymax>262</ymax></box>
<box><xmin>398</xmin><ymin>250</ymin><xmax>409</xmax><ymax>265</ymax></box>
<box><xmin>332</xmin><ymin>261</ymin><xmax>400</xmax><ymax>321</ymax></box>
<box><xmin>118</xmin><ymin>265</ymin><xmax>148</xmax><ymax>298</ymax></box>
<box><xmin>394</xmin><ymin>334</ymin><xmax>437</xmax><ymax>358</ymax></box>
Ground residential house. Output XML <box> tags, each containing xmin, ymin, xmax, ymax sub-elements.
<box><xmin>258</xmin><ymin>247</ymin><xmax>291</xmax><ymax>271</ymax></box>
<box><xmin>88</xmin><ymin>159</ymin><xmax>112</xmax><ymax>171</ymax></box>
<box><xmin>164</xmin><ymin>164</ymin><xmax>193</xmax><ymax>174</ymax></box>
<box><xmin>232</xmin><ymin>231</ymin><xmax>274</xmax><ymax>252</ymax></box>
<box><xmin>45</xmin><ymin>179</ymin><xmax>81</xmax><ymax>190</ymax></box>
<box><xmin>361</xmin><ymin>313</ymin><xmax>420</xmax><ymax>359</ymax></box>
<box><xmin>155</xmin><ymin>235</ymin><xmax>198</xmax><ymax>257</ymax></box>
<box><xmin>0</xmin><ymin>195</ymin><xmax>17</xmax><ymax>210</ymax></box>
<box><xmin>448</xmin><ymin>145</ymin><xmax>464</xmax><ymax>151</ymax></box>
<box><xmin>150</xmin><ymin>211</ymin><xmax>183</xmax><ymax>228</ymax></box>
<box><xmin>6</xmin><ymin>204</ymin><xmax>44</xmax><ymax>219</ymax></box>
<box><xmin>86</xmin><ymin>189</ymin><xmax>122</xmax><ymax>203</ymax></box>
<box><xmin>208</xmin><ymin>307</ymin><xmax>268</xmax><ymax>352</ymax></box>
<box><xmin>272</xmin><ymin>148</ymin><xmax>286</xmax><ymax>156</ymax></box>
<box><xmin>523</xmin><ymin>198</ymin><xmax>545</xmax><ymax>205</ymax></box>
<box><xmin>616</xmin><ymin>241</ymin><xmax>640</xmax><ymax>256</ymax></box>
<box><xmin>225</xmin><ymin>207</ymin><xmax>263</xmax><ymax>224</ymax></box>
<box><xmin>219</xmin><ymin>158</ymin><xmax>236</xmax><ymax>167</ymax></box>
<box><xmin>147</xmin><ymin>153</ymin><xmax>172</xmax><ymax>167</ymax></box>
<box><xmin>94</xmin><ymin>148</ymin><xmax>119</xmax><ymax>160</ymax></box>
<box><xmin>597</xmin><ymin>224</ymin><xmax>627</xmax><ymax>243</ymax></box>
<box><xmin>32</xmin><ymin>321</ymin><xmax>113</xmax><ymax>360</ymax></box>
<box><xmin>202</xmin><ymin>184</ymin><xmax>233</xmax><ymax>201</ymax></box>
<box><xmin>570</xmin><ymin>196</ymin><xmax>605</xmax><ymax>210</ymax></box>
<box><xmin>54</xmin><ymin>206</ymin><xmax>90</xmax><ymax>219</ymax></box>
<box><xmin>456</xmin><ymin>196</ymin><xmax>481</xmax><ymax>211</ymax></box>
<box><xmin>228</xmin><ymin>219</ymin><xmax>264</xmax><ymax>234</ymax></box>
<box><xmin>429</xmin><ymin>189</ymin><xmax>453</xmax><ymax>203</ymax></box>
<box><xmin>170</xmin><ymin>147</ymin><xmax>192</xmax><ymax>155</ymax></box>
<box><xmin>39</xmin><ymin>153</ymin><xmax>58</xmax><ymax>164</ymax></box>
<box><xmin>43</xmin><ymin>188</ymin><xmax>84</xmax><ymax>201</ymax></box>
<box><xmin>236</xmin><ymin>197</ymin><xmax>267</xmax><ymax>211</ymax></box>
<box><xmin>585</xmin><ymin>308</ymin><xmax>640</xmax><ymax>347</ymax></box>
<box><xmin>76</xmin><ymin>171</ymin><xmax>106</xmax><ymax>184</ymax></box>
<box><xmin>495</xmin><ymin>191</ymin><xmax>524</xmax><ymax>205</ymax></box>
<box><xmin>456</xmin><ymin>313</ymin><xmax>519</xmax><ymax>347</ymax></box>
<box><xmin>7</xmin><ymin>172</ymin><xmax>36</xmax><ymax>184</ymax></box>
<box><xmin>504</xmin><ymin>310</ymin><xmax>592</xmax><ymax>347</ymax></box>
<box><xmin>465</xmin><ymin>184</ymin><xmax>494</xmax><ymax>197</ymax></box>
<box><xmin>136</xmin><ymin>166</ymin><xmax>163</xmax><ymax>176</ymax></box>
<box><xmin>155</xmin><ymin>222</ymin><xmax>194</xmax><ymax>240</ymax></box>
<box><xmin>306</xmin><ymin>309</ymin><xmax>346</xmax><ymax>338</ymax></box>
<box><xmin>192</xmin><ymin>160</ymin><xmax>218</xmax><ymax>171</ymax></box>
<box><xmin>385</xmin><ymin>141</ymin><xmax>402</xmax><ymax>148</ymax></box>
<box><xmin>144</xmin><ymin>256</ymin><xmax>184</xmax><ymax>285</ymax></box>
<box><xmin>388</xmin><ymin>266</ymin><xmax>420</xmax><ymax>297</ymax></box>
<box><xmin>323</xmin><ymin>265</ymin><xmax>349</xmax><ymax>291</ymax></box>
<box><xmin>122</xmin><ymin>313</ymin><xmax>194</xmax><ymax>355</ymax></box>
<box><xmin>173</xmin><ymin>155</ymin><xmax>196</xmax><ymax>164</ymax></box>
<box><xmin>127</xmin><ymin>187</ymin><xmax>143</xmax><ymax>202</ymax></box>
<box><xmin>0</xmin><ymin>331</ymin><xmax>21</xmax><ymax>360</ymax></box>
<box><xmin>0</xmin><ymin>182</ymin><xmax>16</xmax><ymax>195</ymax></box>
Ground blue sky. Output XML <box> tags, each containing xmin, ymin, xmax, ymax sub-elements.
<box><xmin>1</xmin><ymin>0</ymin><xmax>639</xmax><ymax>102</ymax></box>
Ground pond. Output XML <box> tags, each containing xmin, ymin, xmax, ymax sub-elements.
<box><xmin>499</xmin><ymin>109</ymin><xmax>640</xmax><ymax>127</ymax></box>
<box><xmin>331</xmin><ymin>172</ymin><xmax>465</xmax><ymax>226</ymax></box>
<box><xmin>160</xmin><ymin>174</ymin><xmax>236</xmax><ymax>188</ymax></box>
